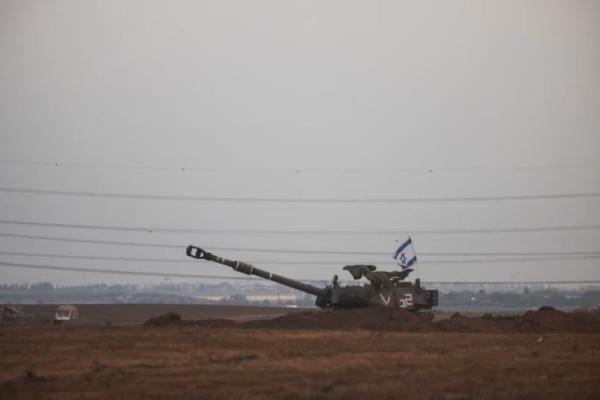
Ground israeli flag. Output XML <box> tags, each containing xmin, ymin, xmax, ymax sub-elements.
<box><xmin>393</xmin><ymin>237</ymin><xmax>417</xmax><ymax>269</ymax></box>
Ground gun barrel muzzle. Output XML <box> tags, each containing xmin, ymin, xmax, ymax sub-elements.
<box><xmin>186</xmin><ymin>246</ymin><xmax>213</xmax><ymax>260</ymax></box>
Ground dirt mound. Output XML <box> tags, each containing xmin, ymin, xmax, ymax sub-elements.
<box><xmin>143</xmin><ymin>312</ymin><xmax>241</xmax><ymax>329</ymax></box>
<box><xmin>518</xmin><ymin>306</ymin><xmax>600</xmax><ymax>333</ymax></box>
<box><xmin>246</xmin><ymin>307</ymin><xmax>432</xmax><ymax>331</ymax></box>
<box><xmin>141</xmin><ymin>306</ymin><xmax>600</xmax><ymax>333</ymax></box>
<box><xmin>436</xmin><ymin>306</ymin><xmax>600</xmax><ymax>333</ymax></box>
<box><xmin>436</xmin><ymin>313</ymin><xmax>525</xmax><ymax>333</ymax></box>
<box><xmin>143</xmin><ymin>312</ymin><xmax>182</xmax><ymax>327</ymax></box>
<box><xmin>245</xmin><ymin>306</ymin><xmax>600</xmax><ymax>333</ymax></box>
<box><xmin>192</xmin><ymin>319</ymin><xmax>240</xmax><ymax>329</ymax></box>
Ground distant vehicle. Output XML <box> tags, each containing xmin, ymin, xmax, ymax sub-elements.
<box><xmin>186</xmin><ymin>246</ymin><xmax>438</xmax><ymax>312</ymax></box>
<box><xmin>1</xmin><ymin>305</ymin><xmax>25</xmax><ymax>323</ymax></box>
<box><xmin>54</xmin><ymin>305</ymin><xmax>79</xmax><ymax>323</ymax></box>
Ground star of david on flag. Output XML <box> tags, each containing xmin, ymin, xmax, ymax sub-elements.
<box><xmin>393</xmin><ymin>237</ymin><xmax>417</xmax><ymax>270</ymax></box>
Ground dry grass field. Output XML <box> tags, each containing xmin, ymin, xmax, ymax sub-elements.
<box><xmin>1</xmin><ymin>305</ymin><xmax>600</xmax><ymax>399</ymax></box>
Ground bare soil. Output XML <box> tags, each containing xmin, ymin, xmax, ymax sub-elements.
<box><xmin>14</xmin><ymin>303</ymin><xmax>301</xmax><ymax>325</ymax></box>
<box><xmin>1</xmin><ymin>305</ymin><xmax>600</xmax><ymax>399</ymax></box>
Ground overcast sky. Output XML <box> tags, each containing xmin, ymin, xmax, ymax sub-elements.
<box><xmin>0</xmin><ymin>0</ymin><xmax>599</xmax><ymax>286</ymax></box>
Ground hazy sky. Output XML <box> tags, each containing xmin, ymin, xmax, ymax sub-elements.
<box><xmin>1</xmin><ymin>0</ymin><xmax>599</xmax><ymax>286</ymax></box>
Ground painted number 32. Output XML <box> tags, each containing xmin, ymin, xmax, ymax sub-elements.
<box><xmin>399</xmin><ymin>293</ymin><xmax>413</xmax><ymax>308</ymax></box>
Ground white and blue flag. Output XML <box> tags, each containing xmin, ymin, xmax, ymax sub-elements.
<box><xmin>393</xmin><ymin>237</ymin><xmax>417</xmax><ymax>270</ymax></box>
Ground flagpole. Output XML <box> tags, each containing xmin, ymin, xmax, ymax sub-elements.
<box><xmin>410</xmin><ymin>235</ymin><xmax>421</xmax><ymax>281</ymax></box>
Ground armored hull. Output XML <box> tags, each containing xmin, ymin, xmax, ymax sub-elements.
<box><xmin>330</xmin><ymin>282</ymin><xmax>438</xmax><ymax>310</ymax></box>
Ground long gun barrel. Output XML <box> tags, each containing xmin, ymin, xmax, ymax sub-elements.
<box><xmin>186</xmin><ymin>246</ymin><xmax>326</xmax><ymax>298</ymax></box>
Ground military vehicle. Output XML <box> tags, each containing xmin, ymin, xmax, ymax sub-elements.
<box><xmin>0</xmin><ymin>305</ymin><xmax>25</xmax><ymax>323</ymax></box>
<box><xmin>186</xmin><ymin>246</ymin><xmax>438</xmax><ymax>311</ymax></box>
<box><xmin>54</xmin><ymin>305</ymin><xmax>79</xmax><ymax>323</ymax></box>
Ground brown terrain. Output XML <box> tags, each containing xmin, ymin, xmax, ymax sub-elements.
<box><xmin>1</xmin><ymin>304</ymin><xmax>600</xmax><ymax>399</ymax></box>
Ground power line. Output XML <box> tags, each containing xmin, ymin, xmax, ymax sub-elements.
<box><xmin>1</xmin><ymin>219</ymin><xmax>599</xmax><ymax>235</ymax></box>
<box><xmin>1</xmin><ymin>186</ymin><xmax>599</xmax><ymax>204</ymax></box>
<box><xmin>1</xmin><ymin>250</ymin><xmax>599</xmax><ymax>265</ymax></box>
<box><xmin>422</xmin><ymin>255</ymin><xmax>600</xmax><ymax>264</ymax></box>
<box><xmin>0</xmin><ymin>261</ymin><xmax>599</xmax><ymax>285</ymax></box>
<box><xmin>2</xmin><ymin>232</ymin><xmax>599</xmax><ymax>257</ymax></box>
<box><xmin>423</xmin><ymin>251</ymin><xmax>600</xmax><ymax>257</ymax></box>
<box><xmin>0</xmin><ymin>261</ymin><xmax>258</xmax><ymax>280</ymax></box>
<box><xmin>425</xmin><ymin>280</ymin><xmax>600</xmax><ymax>285</ymax></box>
<box><xmin>0</xmin><ymin>251</ymin><xmax>192</xmax><ymax>263</ymax></box>
<box><xmin>0</xmin><ymin>160</ymin><xmax>198</xmax><ymax>172</ymax></box>
<box><xmin>0</xmin><ymin>232</ymin><xmax>180</xmax><ymax>249</ymax></box>
<box><xmin>1</xmin><ymin>159</ymin><xmax>599</xmax><ymax>174</ymax></box>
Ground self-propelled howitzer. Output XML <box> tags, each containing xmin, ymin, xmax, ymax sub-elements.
<box><xmin>186</xmin><ymin>246</ymin><xmax>438</xmax><ymax>311</ymax></box>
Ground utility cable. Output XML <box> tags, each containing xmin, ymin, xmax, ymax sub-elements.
<box><xmin>2</xmin><ymin>232</ymin><xmax>599</xmax><ymax>257</ymax></box>
<box><xmin>0</xmin><ymin>261</ymin><xmax>599</xmax><ymax>285</ymax></box>
<box><xmin>1</xmin><ymin>159</ymin><xmax>599</xmax><ymax>174</ymax></box>
<box><xmin>1</xmin><ymin>250</ymin><xmax>599</xmax><ymax>265</ymax></box>
<box><xmin>0</xmin><ymin>232</ymin><xmax>180</xmax><ymax>249</ymax></box>
<box><xmin>0</xmin><ymin>261</ymin><xmax>258</xmax><ymax>280</ymax></box>
<box><xmin>425</xmin><ymin>280</ymin><xmax>600</xmax><ymax>285</ymax></box>
<box><xmin>1</xmin><ymin>219</ymin><xmax>599</xmax><ymax>235</ymax></box>
<box><xmin>1</xmin><ymin>186</ymin><xmax>599</xmax><ymax>203</ymax></box>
